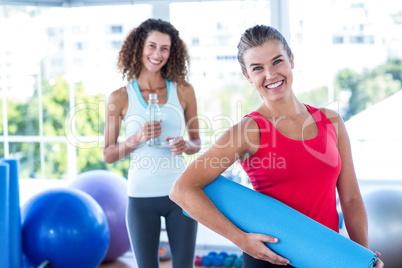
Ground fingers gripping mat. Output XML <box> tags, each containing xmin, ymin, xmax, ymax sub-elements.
<box><xmin>186</xmin><ymin>176</ymin><xmax>377</xmax><ymax>268</ymax></box>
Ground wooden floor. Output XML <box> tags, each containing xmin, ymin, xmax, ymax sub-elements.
<box><xmin>98</xmin><ymin>259</ymin><xmax>172</xmax><ymax>268</ymax></box>
<box><xmin>98</xmin><ymin>251</ymin><xmax>172</xmax><ymax>268</ymax></box>
<box><xmin>97</xmin><ymin>246</ymin><xmax>242</xmax><ymax>268</ymax></box>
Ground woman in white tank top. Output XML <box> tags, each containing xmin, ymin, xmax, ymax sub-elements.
<box><xmin>103</xmin><ymin>19</ymin><xmax>200</xmax><ymax>268</ymax></box>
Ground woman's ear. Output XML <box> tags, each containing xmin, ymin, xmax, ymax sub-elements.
<box><xmin>243</xmin><ymin>72</ymin><xmax>253</xmax><ymax>83</ymax></box>
<box><xmin>290</xmin><ymin>54</ymin><xmax>295</xmax><ymax>69</ymax></box>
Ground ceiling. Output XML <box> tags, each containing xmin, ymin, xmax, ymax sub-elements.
<box><xmin>0</xmin><ymin>0</ymin><xmax>232</xmax><ymax>7</ymax></box>
<box><xmin>0</xmin><ymin>0</ymin><xmax>288</xmax><ymax>44</ymax></box>
<box><xmin>0</xmin><ymin>0</ymin><xmax>153</xmax><ymax>7</ymax></box>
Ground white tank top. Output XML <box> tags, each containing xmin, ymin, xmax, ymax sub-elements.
<box><xmin>123</xmin><ymin>79</ymin><xmax>186</xmax><ymax>197</ymax></box>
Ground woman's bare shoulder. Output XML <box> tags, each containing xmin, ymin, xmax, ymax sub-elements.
<box><xmin>109</xmin><ymin>86</ymin><xmax>128</xmax><ymax>101</ymax></box>
<box><xmin>107</xmin><ymin>86</ymin><xmax>129</xmax><ymax>115</ymax></box>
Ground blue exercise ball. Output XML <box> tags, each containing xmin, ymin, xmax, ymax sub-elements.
<box><xmin>69</xmin><ymin>170</ymin><xmax>130</xmax><ymax>262</ymax></box>
<box><xmin>21</xmin><ymin>188</ymin><xmax>110</xmax><ymax>268</ymax></box>
<box><xmin>363</xmin><ymin>189</ymin><xmax>402</xmax><ymax>268</ymax></box>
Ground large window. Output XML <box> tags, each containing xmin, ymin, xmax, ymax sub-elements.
<box><xmin>170</xmin><ymin>1</ymin><xmax>273</xmax><ymax>182</ymax></box>
<box><xmin>288</xmin><ymin>0</ymin><xmax>402</xmax><ymax>180</ymax></box>
<box><xmin>0</xmin><ymin>4</ymin><xmax>152</xmax><ymax>179</ymax></box>
<box><xmin>171</xmin><ymin>0</ymin><xmax>402</xmax><ymax>181</ymax></box>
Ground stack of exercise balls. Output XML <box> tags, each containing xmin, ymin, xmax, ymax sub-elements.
<box><xmin>195</xmin><ymin>251</ymin><xmax>243</xmax><ymax>268</ymax></box>
<box><xmin>69</xmin><ymin>170</ymin><xmax>131</xmax><ymax>262</ymax></box>
<box><xmin>21</xmin><ymin>169</ymin><xmax>130</xmax><ymax>268</ymax></box>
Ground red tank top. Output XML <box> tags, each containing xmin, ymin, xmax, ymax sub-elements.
<box><xmin>239</xmin><ymin>105</ymin><xmax>341</xmax><ymax>232</ymax></box>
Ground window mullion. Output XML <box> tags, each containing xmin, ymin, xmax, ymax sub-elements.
<box><xmin>0</xmin><ymin>5</ymin><xmax>9</xmax><ymax>158</ymax></box>
<box><xmin>38</xmin><ymin>66</ymin><xmax>46</xmax><ymax>179</ymax></box>
<box><xmin>65</xmin><ymin>9</ymin><xmax>77</xmax><ymax>181</ymax></box>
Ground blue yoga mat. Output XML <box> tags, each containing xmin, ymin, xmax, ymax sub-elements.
<box><xmin>0</xmin><ymin>163</ymin><xmax>11</xmax><ymax>268</ymax></box>
<box><xmin>2</xmin><ymin>159</ymin><xmax>23</xmax><ymax>268</ymax></box>
<box><xmin>185</xmin><ymin>176</ymin><xmax>377</xmax><ymax>268</ymax></box>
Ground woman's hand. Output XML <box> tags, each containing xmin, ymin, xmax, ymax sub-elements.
<box><xmin>373</xmin><ymin>251</ymin><xmax>384</xmax><ymax>268</ymax></box>
<box><xmin>239</xmin><ymin>232</ymin><xmax>290</xmax><ymax>266</ymax></box>
<box><xmin>135</xmin><ymin>121</ymin><xmax>162</xmax><ymax>144</ymax></box>
<box><xmin>167</xmin><ymin>136</ymin><xmax>187</xmax><ymax>155</ymax></box>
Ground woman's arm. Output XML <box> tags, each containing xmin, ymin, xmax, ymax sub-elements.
<box><xmin>335</xmin><ymin>114</ymin><xmax>369</xmax><ymax>246</ymax></box>
<box><xmin>170</xmin><ymin>83</ymin><xmax>200</xmax><ymax>155</ymax></box>
<box><xmin>170</xmin><ymin>118</ymin><xmax>290</xmax><ymax>266</ymax></box>
<box><xmin>103</xmin><ymin>87</ymin><xmax>161</xmax><ymax>163</ymax></box>
<box><xmin>322</xmin><ymin>108</ymin><xmax>383</xmax><ymax>267</ymax></box>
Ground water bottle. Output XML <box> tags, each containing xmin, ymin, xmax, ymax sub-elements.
<box><xmin>146</xmin><ymin>93</ymin><xmax>162</xmax><ymax>146</ymax></box>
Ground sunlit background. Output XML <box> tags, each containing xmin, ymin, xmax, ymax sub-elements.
<box><xmin>0</xmin><ymin>0</ymin><xmax>401</xmax><ymax>185</ymax></box>
<box><xmin>1</xmin><ymin>1</ymin><xmax>402</xmax><ymax>264</ymax></box>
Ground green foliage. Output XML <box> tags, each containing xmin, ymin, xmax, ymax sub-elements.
<box><xmin>2</xmin><ymin>75</ymin><xmax>129</xmax><ymax>179</ymax></box>
<box><xmin>219</xmin><ymin>82</ymin><xmax>261</xmax><ymax>120</ymax></box>
<box><xmin>347</xmin><ymin>74</ymin><xmax>400</xmax><ymax>119</ymax></box>
<box><xmin>335</xmin><ymin>58</ymin><xmax>402</xmax><ymax>120</ymax></box>
<box><xmin>335</xmin><ymin>69</ymin><xmax>364</xmax><ymax>92</ymax></box>
<box><xmin>7</xmin><ymin>96</ymin><xmax>39</xmax><ymax>135</ymax></box>
<box><xmin>44</xmin><ymin>142</ymin><xmax>68</xmax><ymax>179</ymax></box>
<box><xmin>42</xmin><ymin>76</ymin><xmax>70</xmax><ymax>136</ymax></box>
<box><xmin>72</xmin><ymin>81</ymin><xmax>129</xmax><ymax>178</ymax></box>
<box><xmin>296</xmin><ymin>86</ymin><xmax>329</xmax><ymax>107</ymax></box>
<box><xmin>372</xmin><ymin>58</ymin><xmax>402</xmax><ymax>83</ymax></box>
<box><xmin>74</xmin><ymin>82</ymin><xmax>105</xmax><ymax>136</ymax></box>
<box><xmin>0</xmin><ymin>143</ymin><xmax>3</xmax><ymax>158</ymax></box>
<box><xmin>9</xmin><ymin>142</ymin><xmax>41</xmax><ymax>179</ymax></box>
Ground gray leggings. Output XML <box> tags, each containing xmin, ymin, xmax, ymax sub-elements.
<box><xmin>126</xmin><ymin>196</ymin><xmax>198</xmax><ymax>268</ymax></box>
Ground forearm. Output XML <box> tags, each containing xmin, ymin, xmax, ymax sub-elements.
<box><xmin>103</xmin><ymin>133</ymin><xmax>142</xmax><ymax>163</ymax></box>
<box><xmin>170</xmin><ymin>148</ymin><xmax>245</xmax><ymax>248</ymax></box>
<box><xmin>341</xmin><ymin>198</ymin><xmax>369</xmax><ymax>248</ymax></box>
<box><xmin>170</xmin><ymin>175</ymin><xmax>245</xmax><ymax>246</ymax></box>
<box><xmin>184</xmin><ymin>138</ymin><xmax>201</xmax><ymax>155</ymax></box>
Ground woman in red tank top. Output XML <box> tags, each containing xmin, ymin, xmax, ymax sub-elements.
<box><xmin>170</xmin><ymin>25</ymin><xmax>383</xmax><ymax>268</ymax></box>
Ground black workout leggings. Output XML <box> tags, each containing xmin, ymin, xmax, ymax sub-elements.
<box><xmin>243</xmin><ymin>252</ymin><xmax>296</xmax><ymax>268</ymax></box>
<box><xmin>126</xmin><ymin>196</ymin><xmax>198</xmax><ymax>268</ymax></box>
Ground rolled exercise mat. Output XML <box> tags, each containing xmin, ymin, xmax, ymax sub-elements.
<box><xmin>0</xmin><ymin>163</ymin><xmax>11</xmax><ymax>268</ymax></box>
<box><xmin>185</xmin><ymin>176</ymin><xmax>377</xmax><ymax>268</ymax></box>
<box><xmin>2</xmin><ymin>159</ymin><xmax>23</xmax><ymax>268</ymax></box>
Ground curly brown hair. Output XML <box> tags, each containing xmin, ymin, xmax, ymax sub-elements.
<box><xmin>117</xmin><ymin>18</ymin><xmax>190</xmax><ymax>86</ymax></box>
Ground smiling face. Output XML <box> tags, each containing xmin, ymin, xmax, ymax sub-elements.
<box><xmin>141</xmin><ymin>31</ymin><xmax>171</xmax><ymax>73</ymax></box>
<box><xmin>243</xmin><ymin>40</ymin><xmax>294</xmax><ymax>102</ymax></box>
